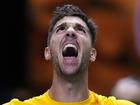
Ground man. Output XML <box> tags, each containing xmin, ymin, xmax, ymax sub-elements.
<box><xmin>4</xmin><ymin>4</ymin><xmax>136</xmax><ymax>105</ymax></box>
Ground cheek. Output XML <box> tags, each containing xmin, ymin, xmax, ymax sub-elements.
<box><xmin>50</xmin><ymin>32</ymin><xmax>64</xmax><ymax>43</ymax></box>
<box><xmin>50</xmin><ymin>37</ymin><xmax>59</xmax><ymax>52</ymax></box>
<box><xmin>50</xmin><ymin>34</ymin><xmax>60</xmax><ymax>45</ymax></box>
<box><xmin>79</xmin><ymin>36</ymin><xmax>92</xmax><ymax>50</ymax></box>
<box><xmin>50</xmin><ymin>35</ymin><xmax>63</xmax><ymax>54</ymax></box>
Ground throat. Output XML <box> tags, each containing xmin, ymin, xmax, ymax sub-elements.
<box><xmin>49</xmin><ymin>86</ymin><xmax>89</xmax><ymax>102</ymax></box>
<box><xmin>49</xmin><ymin>74</ymin><xmax>89</xmax><ymax>102</ymax></box>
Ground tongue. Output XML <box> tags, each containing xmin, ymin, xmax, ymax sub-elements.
<box><xmin>63</xmin><ymin>57</ymin><xmax>77</xmax><ymax>65</ymax></box>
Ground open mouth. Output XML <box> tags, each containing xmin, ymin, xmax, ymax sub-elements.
<box><xmin>62</xmin><ymin>44</ymin><xmax>78</xmax><ymax>57</ymax></box>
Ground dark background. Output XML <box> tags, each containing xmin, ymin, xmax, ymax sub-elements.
<box><xmin>1</xmin><ymin>0</ymin><xmax>27</xmax><ymax>103</ymax></box>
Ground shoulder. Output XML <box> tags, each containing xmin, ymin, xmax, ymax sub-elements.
<box><xmin>3</xmin><ymin>99</ymin><xmax>26</xmax><ymax>105</ymax></box>
<box><xmin>116</xmin><ymin>100</ymin><xmax>136</xmax><ymax>105</ymax></box>
<box><xmin>2</xmin><ymin>93</ymin><xmax>46</xmax><ymax>105</ymax></box>
<box><xmin>90</xmin><ymin>91</ymin><xmax>136</xmax><ymax>105</ymax></box>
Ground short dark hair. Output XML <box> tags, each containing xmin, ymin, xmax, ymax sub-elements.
<box><xmin>47</xmin><ymin>4</ymin><xmax>97</xmax><ymax>46</ymax></box>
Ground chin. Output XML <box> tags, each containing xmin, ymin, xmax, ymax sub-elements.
<box><xmin>60</xmin><ymin>64</ymin><xmax>80</xmax><ymax>76</ymax></box>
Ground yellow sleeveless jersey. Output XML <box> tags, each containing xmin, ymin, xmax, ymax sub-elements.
<box><xmin>3</xmin><ymin>90</ymin><xmax>136</xmax><ymax>105</ymax></box>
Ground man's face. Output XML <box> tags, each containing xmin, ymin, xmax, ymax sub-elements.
<box><xmin>46</xmin><ymin>16</ymin><xmax>95</xmax><ymax>76</ymax></box>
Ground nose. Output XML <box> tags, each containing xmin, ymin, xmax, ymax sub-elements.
<box><xmin>66</xmin><ymin>33</ymin><xmax>77</xmax><ymax>39</ymax></box>
<box><xmin>65</xmin><ymin>27</ymin><xmax>77</xmax><ymax>39</ymax></box>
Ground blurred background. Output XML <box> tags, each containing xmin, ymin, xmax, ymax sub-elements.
<box><xmin>3</xmin><ymin>0</ymin><xmax>140</xmax><ymax>104</ymax></box>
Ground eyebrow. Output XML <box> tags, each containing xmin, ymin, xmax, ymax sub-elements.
<box><xmin>55</xmin><ymin>22</ymin><xmax>88</xmax><ymax>31</ymax></box>
<box><xmin>55</xmin><ymin>23</ymin><xmax>67</xmax><ymax>30</ymax></box>
<box><xmin>75</xmin><ymin>23</ymin><xmax>86</xmax><ymax>29</ymax></box>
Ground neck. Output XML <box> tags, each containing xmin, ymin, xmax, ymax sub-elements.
<box><xmin>48</xmin><ymin>70</ymin><xmax>89</xmax><ymax>102</ymax></box>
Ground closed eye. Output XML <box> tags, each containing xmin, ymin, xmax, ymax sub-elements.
<box><xmin>75</xmin><ymin>24</ymin><xmax>86</xmax><ymax>33</ymax></box>
<box><xmin>56</xmin><ymin>23</ymin><xmax>66</xmax><ymax>33</ymax></box>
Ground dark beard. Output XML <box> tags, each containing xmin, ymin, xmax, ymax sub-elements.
<box><xmin>51</xmin><ymin>51</ymin><xmax>90</xmax><ymax>82</ymax></box>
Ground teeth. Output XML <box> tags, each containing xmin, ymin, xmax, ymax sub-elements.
<box><xmin>63</xmin><ymin>44</ymin><xmax>77</xmax><ymax>51</ymax></box>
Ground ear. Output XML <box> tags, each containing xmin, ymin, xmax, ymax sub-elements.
<box><xmin>44</xmin><ymin>47</ymin><xmax>51</xmax><ymax>60</ymax></box>
<box><xmin>90</xmin><ymin>48</ymin><xmax>97</xmax><ymax>62</ymax></box>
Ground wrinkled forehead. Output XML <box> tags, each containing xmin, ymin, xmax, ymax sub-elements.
<box><xmin>54</xmin><ymin>16</ymin><xmax>89</xmax><ymax>30</ymax></box>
